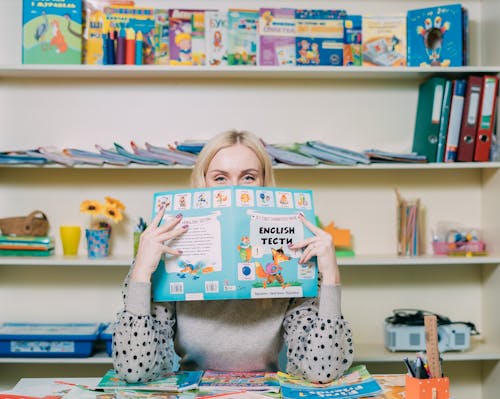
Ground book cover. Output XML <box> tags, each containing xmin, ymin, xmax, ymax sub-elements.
<box><xmin>22</xmin><ymin>0</ymin><xmax>82</xmax><ymax>64</ymax></box>
<box><xmin>151</xmin><ymin>186</ymin><xmax>318</xmax><ymax>302</ymax></box>
<box><xmin>97</xmin><ymin>369</ymin><xmax>204</xmax><ymax>392</ymax></box>
<box><xmin>191</xmin><ymin>11</ymin><xmax>206</xmax><ymax>66</ymax></box>
<box><xmin>407</xmin><ymin>3</ymin><xmax>464</xmax><ymax>67</ymax></box>
<box><xmin>199</xmin><ymin>370</ymin><xmax>280</xmax><ymax>392</ymax></box>
<box><xmin>154</xmin><ymin>9</ymin><xmax>170</xmax><ymax>65</ymax></box>
<box><xmin>295</xmin><ymin>9</ymin><xmax>346</xmax><ymax>66</ymax></box>
<box><xmin>444</xmin><ymin>79</ymin><xmax>467</xmax><ymax>162</ymax></box>
<box><xmin>259</xmin><ymin>8</ymin><xmax>296</xmax><ymax>66</ymax></box>
<box><xmin>343</xmin><ymin>15</ymin><xmax>362</xmax><ymax>66</ymax></box>
<box><xmin>362</xmin><ymin>15</ymin><xmax>406</xmax><ymax>67</ymax></box>
<box><xmin>205</xmin><ymin>11</ymin><xmax>228</xmax><ymax>66</ymax></box>
<box><xmin>169</xmin><ymin>9</ymin><xmax>195</xmax><ymax>65</ymax></box>
<box><xmin>227</xmin><ymin>9</ymin><xmax>259</xmax><ymax>65</ymax></box>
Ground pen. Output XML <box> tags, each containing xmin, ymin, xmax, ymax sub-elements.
<box><xmin>403</xmin><ymin>356</ymin><xmax>415</xmax><ymax>377</ymax></box>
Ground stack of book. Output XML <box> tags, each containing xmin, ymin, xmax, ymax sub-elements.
<box><xmin>0</xmin><ymin>235</ymin><xmax>54</xmax><ymax>256</ymax></box>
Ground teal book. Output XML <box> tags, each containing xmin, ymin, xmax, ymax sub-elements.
<box><xmin>22</xmin><ymin>0</ymin><xmax>82</xmax><ymax>64</ymax></box>
<box><xmin>412</xmin><ymin>77</ymin><xmax>446</xmax><ymax>162</ymax></box>
<box><xmin>151</xmin><ymin>186</ymin><xmax>318</xmax><ymax>302</ymax></box>
<box><xmin>436</xmin><ymin>79</ymin><xmax>453</xmax><ymax>162</ymax></box>
<box><xmin>227</xmin><ymin>9</ymin><xmax>259</xmax><ymax>65</ymax></box>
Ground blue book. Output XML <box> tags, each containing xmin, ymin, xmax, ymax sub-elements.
<box><xmin>151</xmin><ymin>186</ymin><xmax>318</xmax><ymax>302</ymax></box>
<box><xmin>295</xmin><ymin>9</ymin><xmax>346</xmax><ymax>66</ymax></box>
<box><xmin>407</xmin><ymin>3</ymin><xmax>464</xmax><ymax>67</ymax></box>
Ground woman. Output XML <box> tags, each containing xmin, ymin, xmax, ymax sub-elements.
<box><xmin>113</xmin><ymin>130</ymin><xmax>353</xmax><ymax>384</ymax></box>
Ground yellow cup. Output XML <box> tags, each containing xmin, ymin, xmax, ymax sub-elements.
<box><xmin>60</xmin><ymin>226</ymin><xmax>82</xmax><ymax>256</ymax></box>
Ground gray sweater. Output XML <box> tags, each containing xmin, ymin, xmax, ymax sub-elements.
<box><xmin>113</xmin><ymin>274</ymin><xmax>354</xmax><ymax>384</ymax></box>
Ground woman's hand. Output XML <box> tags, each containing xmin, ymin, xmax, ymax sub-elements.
<box><xmin>288</xmin><ymin>213</ymin><xmax>340</xmax><ymax>285</ymax></box>
<box><xmin>131</xmin><ymin>207</ymin><xmax>188</xmax><ymax>283</ymax></box>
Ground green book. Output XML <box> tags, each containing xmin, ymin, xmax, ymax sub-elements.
<box><xmin>412</xmin><ymin>77</ymin><xmax>446</xmax><ymax>162</ymax></box>
<box><xmin>0</xmin><ymin>248</ymin><xmax>54</xmax><ymax>257</ymax></box>
<box><xmin>436</xmin><ymin>79</ymin><xmax>453</xmax><ymax>162</ymax></box>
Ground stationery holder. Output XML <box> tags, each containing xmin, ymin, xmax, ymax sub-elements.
<box><xmin>405</xmin><ymin>375</ymin><xmax>450</xmax><ymax>399</ymax></box>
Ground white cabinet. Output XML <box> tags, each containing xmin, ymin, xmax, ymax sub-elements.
<box><xmin>1</xmin><ymin>1</ymin><xmax>500</xmax><ymax>397</ymax></box>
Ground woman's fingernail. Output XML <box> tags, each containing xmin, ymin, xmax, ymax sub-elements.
<box><xmin>176</xmin><ymin>213</ymin><xmax>183</xmax><ymax>218</ymax></box>
<box><xmin>298</xmin><ymin>211</ymin><xmax>305</xmax><ymax>217</ymax></box>
<box><xmin>178</xmin><ymin>250</ymin><xmax>183</xmax><ymax>255</ymax></box>
<box><xmin>287</xmin><ymin>242</ymin><xmax>294</xmax><ymax>248</ymax></box>
<box><xmin>182</xmin><ymin>224</ymin><xmax>189</xmax><ymax>229</ymax></box>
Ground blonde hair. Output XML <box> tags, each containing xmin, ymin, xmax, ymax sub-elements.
<box><xmin>190</xmin><ymin>130</ymin><xmax>275</xmax><ymax>188</ymax></box>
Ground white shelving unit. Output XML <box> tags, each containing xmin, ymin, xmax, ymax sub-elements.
<box><xmin>1</xmin><ymin>0</ymin><xmax>500</xmax><ymax>397</ymax></box>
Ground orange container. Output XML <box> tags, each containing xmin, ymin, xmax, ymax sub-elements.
<box><xmin>405</xmin><ymin>375</ymin><xmax>450</xmax><ymax>399</ymax></box>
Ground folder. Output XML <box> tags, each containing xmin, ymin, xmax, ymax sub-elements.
<box><xmin>473</xmin><ymin>75</ymin><xmax>499</xmax><ymax>162</ymax></box>
<box><xmin>457</xmin><ymin>75</ymin><xmax>483</xmax><ymax>162</ymax></box>
<box><xmin>444</xmin><ymin>79</ymin><xmax>467</xmax><ymax>162</ymax></box>
<box><xmin>412</xmin><ymin>77</ymin><xmax>446</xmax><ymax>162</ymax></box>
<box><xmin>436</xmin><ymin>79</ymin><xmax>453</xmax><ymax>162</ymax></box>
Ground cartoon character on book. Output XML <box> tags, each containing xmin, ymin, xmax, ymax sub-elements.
<box><xmin>255</xmin><ymin>247</ymin><xmax>290</xmax><ymax>289</ymax></box>
<box><xmin>417</xmin><ymin>16</ymin><xmax>451</xmax><ymax>66</ymax></box>
<box><xmin>177</xmin><ymin>259</ymin><xmax>214</xmax><ymax>279</ymax></box>
<box><xmin>297</xmin><ymin>39</ymin><xmax>310</xmax><ymax>64</ymax></box>
<box><xmin>237</xmin><ymin>235</ymin><xmax>252</xmax><ymax>261</ymax></box>
<box><xmin>50</xmin><ymin>19</ymin><xmax>68</xmax><ymax>54</ymax></box>
<box><xmin>175</xmin><ymin>32</ymin><xmax>192</xmax><ymax>63</ymax></box>
<box><xmin>34</xmin><ymin>11</ymin><xmax>50</xmax><ymax>50</ymax></box>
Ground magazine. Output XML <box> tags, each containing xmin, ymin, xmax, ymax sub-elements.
<box><xmin>151</xmin><ymin>186</ymin><xmax>318</xmax><ymax>302</ymax></box>
<box><xmin>199</xmin><ymin>370</ymin><xmax>280</xmax><ymax>393</ymax></box>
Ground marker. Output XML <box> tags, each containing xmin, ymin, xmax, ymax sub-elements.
<box><xmin>116</xmin><ymin>27</ymin><xmax>126</xmax><ymax>64</ymax></box>
<box><xmin>403</xmin><ymin>357</ymin><xmax>415</xmax><ymax>377</ymax></box>
<box><xmin>135</xmin><ymin>31</ymin><xmax>143</xmax><ymax>65</ymax></box>
<box><xmin>125</xmin><ymin>28</ymin><xmax>136</xmax><ymax>65</ymax></box>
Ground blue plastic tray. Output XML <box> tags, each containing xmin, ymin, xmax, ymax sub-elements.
<box><xmin>0</xmin><ymin>322</ymin><xmax>102</xmax><ymax>357</ymax></box>
<box><xmin>99</xmin><ymin>323</ymin><xmax>114</xmax><ymax>356</ymax></box>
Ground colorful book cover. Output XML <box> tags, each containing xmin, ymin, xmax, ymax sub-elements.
<box><xmin>154</xmin><ymin>9</ymin><xmax>170</xmax><ymax>65</ymax></box>
<box><xmin>407</xmin><ymin>3</ymin><xmax>464</xmax><ymax>67</ymax></box>
<box><xmin>362</xmin><ymin>15</ymin><xmax>406</xmax><ymax>67</ymax></box>
<box><xmin>151</xmin><ymin>186</ymin><xmax>318</xmax><ymax>302</ymax></box>
<box><xmin>343</xmin><ymin>15</ymin><xmax>362</xmax><ymax>66</ymax></box>
<box><xmin>22</xmin><ymin>0</ymin><xmax>82</xmax><ymax>64</ymax></box>
<box><xmin>295</xmin><ymin>9</ymin><xmax>346</xmax><ymax>66</ymax></box>
<box><xmin>205</xmin><ymin>11</ymin><xmax>228</xmax><ymax>66</ymax></box>
<box><xmin>191</xmin><ymin>11</ymin><xmax>206</xmax><ymax>65</ymax></box>
<box><xmin>169</xmin><ymin>9</ymin><xmax>195</xmax><ymax>65</ymax></box>
<box><xmin>97</xmin><ymin>369</ymin><xmax>204</xmax><ymax>392</ymax></box>
<box><xmin>199</xmin><ymin>370</ymin><xmax>280</xmax><ymax>392</ymax></box>
<box><xmin>259</xmin><ymin>8</ymin><xmax>296</xmax><ymax>66</ymax></box>
<box><xmin>227</xmin><ymin>9</ymin><xmax>259</xmax><ymax>65</ymax></box>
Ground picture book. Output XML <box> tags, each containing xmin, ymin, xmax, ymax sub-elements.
<box><xmin>97</xmin><ymin>369</ymin><xmax>204</xmax><ymax>392</ymax></box>
<box><xmin>259</xmin><ymin>8</ymin><xmax>296</xmax><ymax>66</ymax></box>
<box><xmin>169</xmin><ymin>9</ymin><xmax>196</xmax><ymax>65</ymax></box>
<box><xmin>227</xmin><ymin>9</ymin><xmax>259</xmax><ymax>65</ymax></box>
<box><xmin>62</xmin><ymin>385</ymin><xmax>198</xmax><ymax>399</ymax></box>
<box><xmin>362</xmin><ymin>15</ymin><xmax>406</xmax><ymax>67</ymax></box>
<box><xmin>191</xmin><ymin>11</ymin><xmax>206</xmax><ymax>66</ymax></box>
<box><xmin>151</xmin><ymin>186</ymin><xmax>318</xmax><ymax>302</ymax></box>
<box><xmin>153</xmin><ymin>9</ymin><xmax>170</xmax><ymax>65</ymax></box>
<box><xmin>205</xmin><ymin>11</ymin><xmax>228</xmax><ymax>66</ymax></box>
<box><xmin>407</xmin><ymin>4</ymin><xmax>464</xmax><ymax>67</ymax></box>
<box><xmin>22</xmin><ymin>0</ymin><xmax>82</xmax><ymax>64</ymax></box>
<box><xmin>343</xmin><ymin>15</ymin><xmax>362</xmax><ymax>66</ymax></box>
<box><xmin>199</xmin><ymin>370</ymin><xmax>280</xmax><ymax>392</ymax></box>
<box><xmin>295</xmin><ymin>9</ymin><xmax>346</xmax><ymax>66</ymax></box>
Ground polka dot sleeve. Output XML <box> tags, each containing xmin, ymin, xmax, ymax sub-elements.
<box><xmin>283</xmin><ymin>284</ymin><xmax>354</xmax><ymax>383</ymax></box>
<box><xmin>112</xmin><ymin>272</ymin><xmax>176</xmax><ymax>383</ymax></box>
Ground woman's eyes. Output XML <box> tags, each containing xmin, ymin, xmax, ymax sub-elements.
<box><xmin>242</xmin><ymin>175</ymin><xmax>256</xmax><ymax>182</ymax></box>
<box><xmin>214</xmin><ymin>176</ymin><xmax>227</xmax><ymax>183</ymax></box>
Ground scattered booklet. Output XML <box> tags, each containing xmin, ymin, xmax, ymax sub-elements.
<box><xmin>151</xmin><ymin>186</ymin><xmax>318</xmax><ymax>302</ymax></box>
<box><xmin>96</xmin><ymin>369</ymin><xmax>204</xmax><ymax>392</ymax></box>
<box><xmin>199</xmin><ymin>370</ymin><xmax>280</xmax><ymax>393</ymax></box>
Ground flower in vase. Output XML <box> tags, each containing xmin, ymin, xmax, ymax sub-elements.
<box><xmin>80</xmin><ymin>196</ymin><xmax>126</xmax><ymax>230</ymax></box>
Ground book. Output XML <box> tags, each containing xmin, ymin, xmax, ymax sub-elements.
<box><xmin>154</xmin><ymin>9</ymin><xmax>170</xmax><ymax>65</ymax></box>
<box><xmin>151</xmin><ymin>186</ymin><xmax>318</xmax><ymax>302</ymax></box>
<box><xmin>259</xmin><ymin>8</ymin><xmax>296</xmax><ymax>66</ymax></box>
<box><xmin>96</xmin><ymin>369</ymin><xmax>204</xmax><ymax>392</ymax></box>
<box><xmin>227</xmin><ymin>9</ymin><xmax>259</xmax><ymax>65</ymax></box>
<box><xmin>205</xmin><ymin>11</ymin><xmax>229</xmax><ymax>66</ymax></box>
<box><xmin>343</xmin><ymin>15</ymin><xmax>362</xmax><ymax>66</ymax></box>
<box><xmin>199</xmin><ymin>370</ymin><xmax>280</xmax><ymax>392</ymax></box>
<box><xmin>362</xmin><ymin>14</ymin><xmax>406</xmax><ymax>67</ymax></box>
<box><xmin>169</xmin><ymin>9</ymin><xmax>195</xmax><ymax>65</ymax></box>
<box><xmin>436</xmin><ymin>79</ymin><xmax>453</xmax><ymax>162</ymax></box>
<box><xmin>22</xmin><ymin>0</ymin><xmax>82</xmax><ymax>65</ymax></box>
<box><xmin>457</xmin><ymin>75</ymin><xmax>483</xmax><ymax>162</ymax></box>
<box><xmin>407</xmin><ymin>4</ymin><xmax>464</xmax><ymax>67</ymax></box>
<box><xmin>191</xmin><ymin>11</ymin><xmax>207</xmax><ymax>66</ymax></box>
<box><xmin>473</xmin><ymin>75</ymin><xmax>499</xmax><ymax>161</ymax></box>
<box><xmin>444</xmin><ymin>79</ymin><xmax>467</xmax><ymax>162</ymax></box>
<box><xmin>295</xmin><ymin>9</ymin><xmax>346</xmax><ymax>66</ymax></box>
<box><xmin>0</xmin><ymin>235</ymin><xmax>54</xmax><ymax>251</ymax></box>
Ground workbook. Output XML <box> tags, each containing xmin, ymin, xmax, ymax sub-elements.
<box><xmin>151</xmin><ymin>186</ymin><xmax>318</xmax><ymax>302</ymax></box>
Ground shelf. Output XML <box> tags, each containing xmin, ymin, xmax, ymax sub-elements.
<box><xmin>0</xmin><ymin>351</ymin><xmax>112</xmax><ymax>364</ymax></box>
<box><xmin>0</xmin><ymin>254</ymin><xmax>498</xmax><ymax>267</ymax></box>
<box><xmin>355</xmin><ymin>342</ymin><xmax>500</xmax><ymax>362</ymax></box>
<box><xmin>2</xmin><ymin>162</ymin><xmax>500</xmax><ymax>171</ymax></box>
<box><xmin>0</xmin><ymin>65</ymin><xmax>499</xmax><ymax>80</ymax></box>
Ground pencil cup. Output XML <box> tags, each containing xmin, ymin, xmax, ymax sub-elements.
<box><xmin>405</xmin><ymin>375</ymin><xmax>450</xmax><ymax>399</ymax></box>
<box><xmin>59</xmin><ymin>225</ymin><xmax>81</xmax><ymax>256</ymax></box>
<box><xmin>85</xmin><ymin>228</ymin><xmax>111</xmax><ymax>258</ymax></box>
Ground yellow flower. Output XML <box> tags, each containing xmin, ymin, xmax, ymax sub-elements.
<box><xmin>103</xmin><ymin>203</ymin><xmax>124</xmax><ymax>223</ymax></box>
<box><xmin>105</xmin><ymin>196</ymin><xmax>126</xmax><ymax>210</ymax></box>
<box><xmin>80</xmin><ymin>200</ymin><xmax>103</xmax><ymax>215</ymax></box>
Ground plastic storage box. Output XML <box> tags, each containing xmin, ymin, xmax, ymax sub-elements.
<box><xmin>99</xmin><ymin>322</ymin><xmax>114</xmax><ymax>356</ymax></box>
<box><xmin>0</xmin><ymin>322</ymin><xmax>102</xmax><ymax>357</ymax></box>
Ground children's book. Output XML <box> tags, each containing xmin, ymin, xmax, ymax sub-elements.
<box><xmin>96</xmin><ymin>369</ymin><xmax>204</xmax><ymax>392</ymax></box>
<box><xmin>154</xmin><ymin>9</ymin><xmax>170</xmax><ymax>65</ymax></box>
<box><xmin>199</xmin><ymin>370</ymin><xmax>280</xmax><ymax>392</ymax></box>
<box><xmin>191</xmin><ymin>11</ymin><xmax>206</xmax><ymax>65</ymax></box>
<box><xmin>343</xmin><ymin>15</ymin><xmax>362</xmax><ymax>66</ymax></box>
<box><xmin>22</xmin><ymin>0</ymin><xmax>82</xmax><ymax>64</ymax></box>
<box><xmin>151</xmin><ymin>186</ymin><xmax>318</xmax><ymax>302</ymax></box>
<box><xmin>169</xmin><ymin>9</ymin><xmax>195</xmax><ymax>65</ymax></box>
<box><xmin>205</xmin><ymin>11</ymin><xmax>228</xmax><ymax>66</ymax></box>
<box><xmin>259</xmin><ymin>8</ymin><xmax>296</xmax><ymax>66</ymax></box>
<box><xmin>295</xmin><ymin>9</ymin><xmax>346</xmax><ymax>66</ymax></box>
<box><xmin>407</xmin><ymin>4</ymin><xmax>464</xmax><ymax>67</ymax></box>
<box><xmin>362</xmin><ymin>15</ymin><xmax>406</xmax><ymax>67</ymax></box>
<box><xmin>227</xmin><ymin>9</ymin><xmax>259</xmax><ymax>65</ymax></box>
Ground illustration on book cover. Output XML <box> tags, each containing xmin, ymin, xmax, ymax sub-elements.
<box><xmin>151</xmin><ymin>186</ymin><xmax>318</xmax><ymax>302</ymax></box>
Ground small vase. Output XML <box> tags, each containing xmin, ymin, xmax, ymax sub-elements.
<box><xmin>85</xmin><ymin>228</ymin><xmax>111</xmax><ymax>258</ymax></box>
